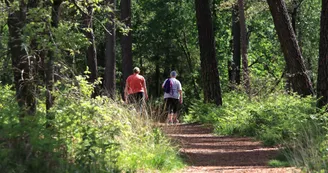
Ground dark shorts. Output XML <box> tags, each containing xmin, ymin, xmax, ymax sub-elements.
<box><xmin>128</xmin><ymin>92</ymin><xmax>144</xmax><ymax>104</ymax></box>
<box><xmin>165</xmin><ymin>98</ymin><xmax>179</xmax><ymax>114</ymax></box>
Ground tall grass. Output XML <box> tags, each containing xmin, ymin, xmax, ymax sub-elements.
<box><xmin>282</xmin><ymin>121</ymin><xmax>328</xmax><ymax>172</ymax></box>
<box><xmin>0</xmin><ymin>77</ymin><xmax>185</xmax><ymax>173</ymax></box>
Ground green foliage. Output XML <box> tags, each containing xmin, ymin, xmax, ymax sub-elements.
<box><xmin>184</xmin><ymin>92</ymin><xmax>328</xmax><ymax>171</ymax></box>
<box><xmin>0</xmin><ymin>0</ymin><xmax>326</xmax><ymax>171</ymax></box>
<box><xmin>184</xmin><ymin>92</ymin><xmax>317</xmax><ymax>145</ymax></box>
<box><xmin>0</xmin><ymin>77</ymin><xmax>184</xmax><ymax>172</ymax></box>
<box><xmin>268</xmin><ymin>160</ymin><xmax>290</xmax><ymax>168</ymax></box>
<box><xmin>283</xmin><ymin>121</ymin><xmax>328</xmax><ymax>172</ymax></box>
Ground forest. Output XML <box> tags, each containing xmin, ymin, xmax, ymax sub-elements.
<box><xmin>0</xmin><ymin>0</ymin><xmax>327</xmax><ymax>172</ymax></box>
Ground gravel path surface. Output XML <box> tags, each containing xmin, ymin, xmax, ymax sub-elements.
<box><xmin>161</xmin><ymin>123</ymin><xmax>300</xmax><ymax>173</ymax></box>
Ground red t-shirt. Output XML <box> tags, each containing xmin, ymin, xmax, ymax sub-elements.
<box><xmin>126</xmin><ymin>74</ymin><xmax>145</xmax><ymax>94</ymax></box>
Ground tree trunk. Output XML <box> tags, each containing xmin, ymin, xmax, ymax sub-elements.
<box><xmin>195</xmin><ymin>0</ymin><xmax>222</xmax><ymax>106</ymax></box>
<box><xmin>104</xmin><ymin>0</ymin><xmax>116</xmax><ymax>99</ymax></box>
<box><xmin>8</xmin><ymin>0</ymin><xmax>36</xmax><ymax>116</ymax></box>
<box><xmin>317</xmin><ymin>0</ymin><xmax>328</xmax><ymax>108</ymax></box>
<box><xmin>46</xmin><ymin>0</ymin><xmax>62</xmax><ymax>112</ymax></box>
<box><xmin>238</xmin><ymin>0</ymin><xmax>251</xmax><ymax>96</ymax></box>
<box><xmin>1</xmin><ymin>45</ymin><xmax>11</xmax><ymax>84</ymax></box>
<box><xmin>179</xmin><ymin>30</ymin><xmax>200</xmax><ymax>98</ymax></box>
<box><xmin>212</xmin><ymin>0</ymin><xmax>217</xmax><ymax>34</ymax></box>
<box><xmin>291</xmin><ymin>0</ymin><xmax>297</xmax><ymax>34</ymax></box>
<box><xmin>231</xmin><ymin>4</ymin><xmax>241</xmax><ymax>85</ymax></box>
<box><xmin>267</xmin><ymin>0</ymin><xmax>313</xmax><ymax>96</ymax></box>
<box><xmin>120</xmin><ymin>0</ymin><xmax>133</xmax><ymax>101</ymax></box>
<box><xmin>83</xmin><ymin>0</ymin><xmax>98</xmax><ymax>87</ymax></box>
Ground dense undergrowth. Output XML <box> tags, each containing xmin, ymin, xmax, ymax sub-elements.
<box><xmin>0</xmin><ymin>77</ymin><xmax>184</xmax><ymax>173</ymax></box>
<box><xmin>184</xmin><ymin>91</ymin><xmax>328</xmax><ymax>172</ymax></box>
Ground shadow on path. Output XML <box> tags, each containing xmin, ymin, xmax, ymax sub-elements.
<box><xmin>161</xmin><ymin>124</ymin><xmax>299</xmax><ymax>173</ymax></box>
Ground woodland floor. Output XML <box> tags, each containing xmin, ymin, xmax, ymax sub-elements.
<box><xmin>161</xmin><ymin>123</ymin><xmax>300</xmax><ymax>173</ymax></box>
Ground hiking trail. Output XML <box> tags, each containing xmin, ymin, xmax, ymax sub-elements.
<box><xmin>161</xmin><ymin>124</ymin><xmax>299</xmax><ymax>173</ymax></box>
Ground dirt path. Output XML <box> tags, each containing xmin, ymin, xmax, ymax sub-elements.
<box><xmin>162</xmin><ymin>124</ymin><xmax>299</xmax><ymax>173</ymax></box>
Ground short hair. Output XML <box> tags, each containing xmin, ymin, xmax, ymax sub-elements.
<box><xmin>133</xmin><ymin>67</ymin><xmax>140</xmax><ymax>73</ymax></box>
<box><xmin>170</xmin><ymin>71</ymin><xmax>177</xmax><ymax>77</ymax></box>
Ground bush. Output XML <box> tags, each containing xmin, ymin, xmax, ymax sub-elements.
<box><xmin>0</xmin><ymin>77</ymin><xmax>184</xmax><ymax>173</ymax></box>
<box><xmin>184</xmin><ymin>91</ymin><xmax>317</xmax><ymax>146</ymax></box>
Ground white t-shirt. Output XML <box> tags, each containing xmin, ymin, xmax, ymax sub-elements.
<box><xmin>162</xmin><ymin>78</ymin><xmax>182</xmax><ymax>99</ymax></box>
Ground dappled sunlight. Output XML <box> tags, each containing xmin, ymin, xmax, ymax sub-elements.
<box><xmin>163</xmin><ymin>124</ymin><xmax>300</xmax><ymax>173</ymax></box>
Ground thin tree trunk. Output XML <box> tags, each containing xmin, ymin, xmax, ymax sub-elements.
<box><xmin>46</xmin><ymin>0</ymin><xmax>62</xmax><ymax>112</ymax></box>
<box><xmin>238</xmin><ymin>0</ymin><xmax>251</xmax><ymax>96</ymax></box>
<box><xmin>231</xmin><ymin>4</ymin><xmax>241</xmax><ymax>85</ymax></box>
<box><xmin>317</xmin><ymin>0</ymin><xmax>328</xmax><ymax>108</ymax></box>
<box><xmin>1</xmin><ymin>44</ymin><xmax>11</xmax><ymax>84</ymax></box>
<box><xmin>178</xmin><ymin>30</ymin><xmax>200</xmax><ymax>98</ymax></box>
<box><xmin>267</xmin><ymin>0</ymin><xmax>313</xmax><ymax>96</ymax></box>
<box><xmin>83</xmin><ymin>0</ymin><xmax>98</xmax><ymax>91</ymax></box>
<box><xmin>195</xmin><ymin>0</ymin><xmax>222</xmax><ymax>106</ymax></box>
<box><xmin>120</xmin><ymin>0</ymin><xmax>132</xmax><ymax>101</ymax></box>
<box><xmin>104</xmin><ymin>0</ymin><xmax>116</xmax><ymax>99</ymax></box>
<box><xmin>8</xmin><ymin>0</ymin><xmax>36</xmax><ymax>116</ymax></box>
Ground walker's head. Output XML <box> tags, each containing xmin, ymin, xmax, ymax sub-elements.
<box><xmin>133</xmin><ymin>67</ymin><xmax>140</xmax><ymax>74</ymax></box>
<box><xmin>170</xmin><ymin>71</ymin><xmax>177</xmax><ymax>77</ymax></box>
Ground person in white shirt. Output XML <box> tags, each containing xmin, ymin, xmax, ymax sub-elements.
<box><xmin>162</xmin><ymin>71</ymin><xmax>183</xmax><ymax>124</ymax></box>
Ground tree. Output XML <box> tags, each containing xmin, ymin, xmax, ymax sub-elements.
<box><xmin>317</xmin><ymin>0</ymin><xmax>328</xmax><ymax>108</ymax></box>
<box><xmin>82</xmin><ymin>0</ymin><xmax>98</xmax><ymax>86</ymax></box>
<box><xmin>267</xmin><ymin>0</ymin><xmax>313</xmax><ymax>96</ymax></box>
<box><xmin>195</xmin><ymin>0</ymin><xmax>222</xmax><ymax>106</ymax></box>
<box><xmin>238</xmin><ymin>0</ymin><xmax>251</xmax><ymax>95</ymax></box>
<box><xmin>104</xmin><ymin>0</ymin><xmax>116</xmax><ymax>99</ymax></box>
<box><xmin>46</xmin><ymin>0</ymin><xmax>63</xmax><ymax>111</ymax></box>
<box><xmin>8</xmin><ymin>0</ymin><xmax>36</xmax><ymax>116</ymax></box>
<box><xmin>121</xmin><ymin>0</ymin><xmax>132</xmax><ymax>100</ymax></box>
<box><xmin>230</xmin><ymin>4</ymin><xmax>241</xmax><ymax>86</ymax></box>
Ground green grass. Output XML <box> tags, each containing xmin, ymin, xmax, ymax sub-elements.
<box><xmin>268</xmin><ymin>160</ymin><xmax>290</xmax><ymax>167</ymax></box>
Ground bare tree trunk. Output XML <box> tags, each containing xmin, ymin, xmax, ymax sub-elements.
<box><xmin>120</xmin><ymin>0</ymin><xmax>132</xmax><ymax>101</ymax></box>
<box><xmin>317</xmin><ymin>0</ymin><xmax>328</xmax><ymax>108</ymax></box>
<box><xmin>195</xmin><ymin>0</ymin><xmax>222</xmax><ymax>106</ymax></box>
<box><xmin>267</xmin><ymin>0</ymin><xmax>313</xmax><ymax>96</ymax></box>
<box><xmin>104</xmin><ymin>0</ymin><xmax>116</xmax><ymax>99</ymax></box>
<box><xmin>8</xmin><ymin>0</ymin><xmax>36</xmax><ymax>116</ymax></box>
<box><xmin>238</xmin><ymin>0</ymin><xmax>251</xmax><ymax>96</ymax></box>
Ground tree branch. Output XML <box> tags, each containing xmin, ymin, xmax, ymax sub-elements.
<box><xmin>70</xmin><ymin>0</ymin><xmax>112</xmax><ymax>35</ymax></box>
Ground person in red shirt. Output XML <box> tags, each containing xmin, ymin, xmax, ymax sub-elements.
<box><xmin>124</xmin><ymin>67</ymin><xmax>148</xmax><ymax>105</ymax></box>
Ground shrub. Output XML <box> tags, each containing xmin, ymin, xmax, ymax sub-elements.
<box><xmin>184</xmin><ymin>91</ymin><xmax>317</xmax><ymax>146</ymax></box>
<box><xmin>0</xmin><ymin>77</ymin><xmax>184</xmax><ymax>173</ymax></box>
